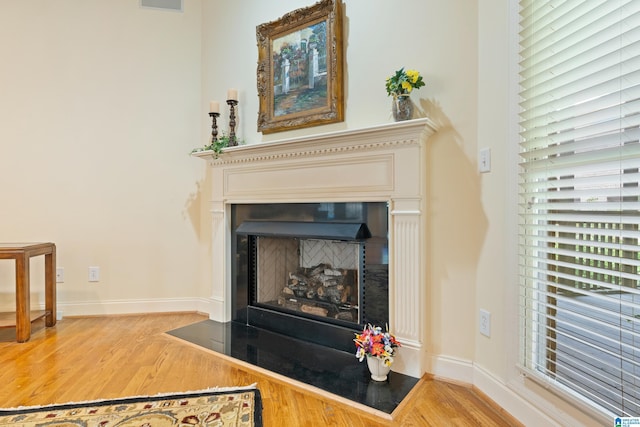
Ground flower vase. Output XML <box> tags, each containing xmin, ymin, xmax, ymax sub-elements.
<box><xmin>366</xmin><ymin>356</ymin><xmax>391</xmax><ymax>381</ymax></box>
<box><xmin>392</xmin><ymin>95</ymin><xmax>413</xmax><ymax>121</ymax></box>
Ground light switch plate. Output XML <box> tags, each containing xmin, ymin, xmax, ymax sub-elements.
<box><xmin>479</xmin><ymin>147</ymin><xmax>491</xmax><ymax>173</ymax></box>
<box><xmin>89</xmin><ymin>266</ymin><xmax>100</xmax><ymax>282</ymax></box>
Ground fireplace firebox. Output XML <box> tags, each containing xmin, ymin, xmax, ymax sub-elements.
<box><xmin>232</xmin><ymin>202</ymin><xmax>389</xmax><ymax>352</ymax></box>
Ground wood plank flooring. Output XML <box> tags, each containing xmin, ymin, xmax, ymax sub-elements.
<box><xmin>0</xmin><ymin>312</ymin><xmax>521</xmax><ymax>426</ymax></box>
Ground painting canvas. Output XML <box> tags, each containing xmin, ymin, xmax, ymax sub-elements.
<box><xmin>272</xmin><ymin>21</ymin><xmax>328</xmax><ymax>117</ymax></box>
<box><xmin>257</xmin><ymin>0</ymin><xmax>343</xmax><ymax>134</ymax></box>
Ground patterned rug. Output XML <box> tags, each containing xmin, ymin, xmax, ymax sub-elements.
<box><xmin>0</xmin><ymin>385</ymin><xmax>262</xmax><ymax>426</ymax></box>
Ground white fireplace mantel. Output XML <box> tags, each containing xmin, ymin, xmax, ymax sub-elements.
<box><xmin>194</xmin><ymin>118</ymin><xmax>436</xmax><ymax>377</ymax></box>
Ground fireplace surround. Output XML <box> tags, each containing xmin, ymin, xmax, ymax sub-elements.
<box><xmin>232</xmin><ymin>202</ymin><xmax>389</xmax><ymax>352</ymax></box>
<box><xmin>194</xmin><ymin>118</ymin><xmax>436</xmax><ymax>377</ymax></box>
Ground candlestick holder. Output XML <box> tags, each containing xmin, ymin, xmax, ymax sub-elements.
<box><xmin>226</xmin><ymin>99</ymin><xmax>238</xmax><ymax>146</ymax></box>
<box><xmin>209</xmin><ymin>112</ymin><xmax>220</xmax><ymax>143</ymax></box>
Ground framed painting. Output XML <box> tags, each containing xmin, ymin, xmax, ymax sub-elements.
<box><xmin>256</xmin><ymin>0</ymin><xmax>344</xmax><ymax>134</ymax></box>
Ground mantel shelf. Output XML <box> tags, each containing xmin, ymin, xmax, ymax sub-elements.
<box><xmin>192</xmin><ymin>118</ymin><xmax>437</xmax><ymax>164</ymax></box>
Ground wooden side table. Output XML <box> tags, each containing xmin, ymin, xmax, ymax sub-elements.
<box><xmin>0</xmin><ymin>243</ymin><xmax>56</xmax><ymax>342</ymax></box>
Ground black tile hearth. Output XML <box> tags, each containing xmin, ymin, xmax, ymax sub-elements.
<box><xmin>167</xmin><ymin>320</ymin><xmax>419</xmax><ymax>414</ymax></box>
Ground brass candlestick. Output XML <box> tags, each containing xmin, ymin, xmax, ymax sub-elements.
<box><xmin>209</xmin><ymin>112</ymin><xmax>220</xmax><ymax>143</ymax></box>
<box><xmin>226</xmin><ymin>99</ymin><xmax>238</xmax><ymax>146</ymax></box>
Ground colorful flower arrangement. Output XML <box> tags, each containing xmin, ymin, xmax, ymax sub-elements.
<box><xmin>354</xmin><ymin>324</ymin><xmax>401</xmax><ymax>367</ymax></box>
<box><xmin>385</xmin><ymin>67</ymin><xmax>425</xmax><ymax>98</ymax></box>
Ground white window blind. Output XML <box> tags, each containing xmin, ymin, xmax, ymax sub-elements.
<box><xmin>519</xmin><ymin>0</ymin><xmax>640</xmax><ymax>418</ymax></box>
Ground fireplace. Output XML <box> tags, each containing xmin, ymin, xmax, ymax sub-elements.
<box><xmin>231</xmin><ymin>203</ymin><xmax>389</xmax><ymax>351</ymax></box>
<box><xmin>194</xmin><ymin>118</ymin><xmax>435</xmax><ymax>377</ymax></box>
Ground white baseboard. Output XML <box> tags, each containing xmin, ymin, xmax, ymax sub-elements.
<box><xmin>473</xmin><ymin>364</ymin><xmax>561</xmax><ymax>426</ymax></box>
<box><xmin>430</xmin><ymin>354</ymin><xmax>474</xmax><ymax>384</ymax></box>
<box><xmin>207</xmin><ymin>296</ymin><xmax>227</xmax><ymax>322</ymax></box>
<box><xmin>391</xmin><ymin>340</ymin><xmax>422</xmax><ymax>378</ymax></box>
<box><xmin>429</xmin><ymin>355</ymin><xmax>578</xmax><ymax>426</ymax></box>
<box><xmin>56</xmin><ymin>297</ymin><xmax>212</xmax><ymax>318</ymax></box>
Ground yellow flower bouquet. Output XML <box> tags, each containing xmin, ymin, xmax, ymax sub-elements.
<box><xmin>385</xmin><ymin>67</ymin><xmax>425</xmax><ymax>98</ymax></box>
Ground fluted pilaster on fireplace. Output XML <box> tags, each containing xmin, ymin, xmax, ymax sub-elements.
<box><xmin>194</xmin><ymin>118</ymin><xmax>436</xmax><ymax>377</ymax></box>
<box><xmin>208</xmin><ymin>203</ymin><xmax>227</xmax><ymax>320</ymax></box>
<box><xmin>388</xmin><ymin>199</ymin><xmax>425</xmax><ymax>375</ymax></box>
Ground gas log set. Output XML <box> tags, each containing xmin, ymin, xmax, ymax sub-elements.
<box><xmin>278</xmin><ymin>263</ymin><xmax>358</xmax><ymax>321</ymax></box>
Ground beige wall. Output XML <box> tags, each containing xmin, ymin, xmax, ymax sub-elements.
<box><xmin>0</xmin><ymin>1</ymin><xmax>593</xmax><ymax>424</ymax></box>
<box><xmin>0</xmin><ymin>0</ymin><xmax>204</xmax><ymax>314</ymax></box>
<box><xmin>203</xmin><ymin>0</ymin><xmax>480</xmax><ymax>366</ymax></box>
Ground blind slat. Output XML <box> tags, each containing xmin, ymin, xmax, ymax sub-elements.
<box><xmin>519</xmin><ymin>0</ymin><xmax>640</xmax><ymax>418</ymax></box>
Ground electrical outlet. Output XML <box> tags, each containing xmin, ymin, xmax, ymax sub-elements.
<box><xmin>88</xmin><ymin>266</ymin><xmax>100</xmax><ymax>282</ymax></box>
<box><xmin>479</xmin><ymin>309</ymin><xmax>491</xmax><ymax>337</ymax></box>
<box><xmin>56</xmin><ymin>267</ymin><xmax>64</xmax><ymax>283</ymax></box>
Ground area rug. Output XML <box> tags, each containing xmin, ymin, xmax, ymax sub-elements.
<box><xmin>0</xmin><ymin>385</ymin><xmax>262</xmax><ymax>427</ymax></box>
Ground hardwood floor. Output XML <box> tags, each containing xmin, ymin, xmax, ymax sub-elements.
<box><xmin>0</xmin><ymin>312</ymin><xmax>521</xmax><ymax>426</ymax></box>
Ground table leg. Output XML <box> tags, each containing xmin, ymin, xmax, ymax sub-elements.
<box><xmin>15</xmin><ymin>255</ymin><xmax>31</xmax><ymax>343</ymax></box>
<box><xmin>45</xmin><ymin>249</ymin><xmax>56</xmax><ymax>327</ymax></box>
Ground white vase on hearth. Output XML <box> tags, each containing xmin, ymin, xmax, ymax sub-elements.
<box><xmin>366</xmin><ymin>356</ymin><xmax>391</xmax><ymax>381</ymax></box>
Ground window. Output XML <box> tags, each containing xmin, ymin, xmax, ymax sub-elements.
<box><xmin>518</xmin><ymin>0</ymin><xmax>640</xmax><ymax>417</ymax></box>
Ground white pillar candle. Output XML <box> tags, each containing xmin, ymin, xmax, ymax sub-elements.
<box><xmin>227</xmin><ymin>88</ymin><xmax>238</xmax><ymax>101</ymax></box>
<box><xmin>209</xmin><ymin>101</ymin><xmax>220</xmax><ymax>113</ymax></box>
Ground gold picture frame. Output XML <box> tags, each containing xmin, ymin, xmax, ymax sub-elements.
<box><xmin>256</xmin><ymin>0</ymin><xmax>344</xmax><ymax>134</ymax></box>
